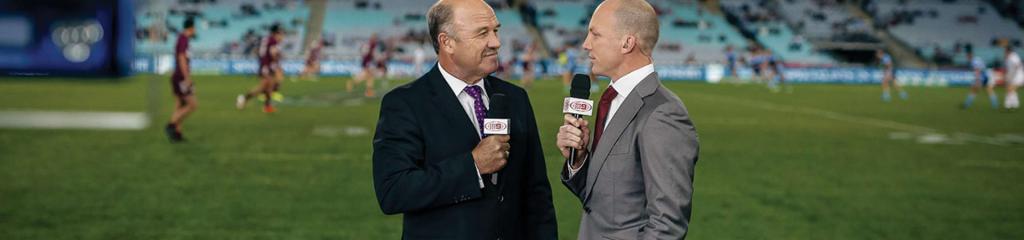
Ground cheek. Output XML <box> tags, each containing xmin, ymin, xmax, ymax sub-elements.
<box><xmin>595</xmin><ymin>39</ymin><xmax>612</xmax><ymax>55</ymax></box>
<box><xmin>455</xmin><ymin>47</ymin><xmax>476</xmax><ymax>62</ymax></box>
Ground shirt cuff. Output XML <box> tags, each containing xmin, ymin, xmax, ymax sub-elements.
<box><xmin>567</xmin><ymin>158</ymin><xmax>585</xmax><ymax>177</ymax></box>
<box><xmin>475</xmin><ymin>164</ymin><xmax>485</xmax><ymax>189</ymax></box>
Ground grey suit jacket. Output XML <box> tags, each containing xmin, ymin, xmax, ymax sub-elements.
<box><xmin>561</xmin><ymin>72</ymin><xmax>699</xmax><ymax>240</ymax></box>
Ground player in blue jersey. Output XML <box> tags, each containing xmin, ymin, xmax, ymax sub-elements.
<box><xmin>766</xmin><ymin>50</ymin><xmax>788</xmax><ymax>93</ymax></box>
<box><xmin>961</xmin><ymin>47</ymin><xmax>998</xmax><ymax>109</ymax></box>
<box><xmin>876</xmin><ymin>49</ymin><xmax>908</xmax><ymax>102</ymax></box>
<box><xmin>724</xmin><ymin>45</ymin><xmax>738</xmax><ymax>83</ymax></box>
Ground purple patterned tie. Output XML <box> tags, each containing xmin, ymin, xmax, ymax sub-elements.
<box><xmin>464</xmin><ymin>85</ymin><xmax>487</xmax><ymax>137</ymax></box>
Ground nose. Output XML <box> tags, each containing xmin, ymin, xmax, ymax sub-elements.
<box><xmin>488</xmin><ymin>31</ymin><xmax>501</xmax><ymax>50</ymax></box>
<box><xmin>582</xmin><ymin>35</ymin><xmax>592</xmax><ymax>51</ymax></box>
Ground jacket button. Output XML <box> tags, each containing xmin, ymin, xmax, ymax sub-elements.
<box><xmin>498</xmin><ymin>195</ymin><xmax>504</xmax><ymax>203</ymax></box>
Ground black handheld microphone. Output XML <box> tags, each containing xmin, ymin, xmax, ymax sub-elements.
<box><xmin>563</xmin><ymin>74</ymin><xmax>593</xmax><ymax>162</ymax></box>
<box><xmin>482</xmin><ymin>93</ymin><xmax>508</xmax><ymax>185</ymax></box>
<box><xmin>483</xmin><ymin>93</ymin><xmax>509</xmax><ymax>136</ymax></box>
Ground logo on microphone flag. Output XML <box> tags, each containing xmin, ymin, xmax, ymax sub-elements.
<box><xmin>483</xmin><ymin>118</ymin><xmax>510</xmax><ymax>135</ymax></box>
<box><xmin>563</xmin><ymin>97</ymin><xmax>594</xmax><ymax>116</ymax></box>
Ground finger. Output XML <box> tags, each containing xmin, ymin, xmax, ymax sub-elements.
<box><xmin>563</xmin><ymin>114</ymin><xmax>574</xmax><ymax>125</ymax></box>
<box><xmin>565</xmin><ymin>115</ymin><xmax>582</xmax><ymax>128</ymax></box>
<box><xmin>556</xmin><ymin>138</ymin><xmax>570</xmax><ymax>148</ymax></box>
<box><xmin>567</xmin><ymin>127</ymin><xmax>582</xmax><ymax>136</ymax></box>
<box><xmin>563</xmin><ymin>138</ymin><xmax>580</xmax><ymax>150</ymax></box>
<box><xmin>558</xmin><ymin>125</ymin><xmax>573</xmax><ymax>135</ymax></box>
<box><xmin>562</xmin><ymin>124</ymin><xmax>582</xmax><ymax>134</ymax></box>
<box><xmin>568</xmin><ymin>117</ymin><xmax>582</xmax><ymax>128</ymax></box>
<box><xmin>496</xmin><ymin>135</ymin><xmax>511</xmax><ymax>142</ymax></box>
<box><xmin>559</xmin><ymin>139</ymin><xmax>580</xmax><ymax>151</ymax></box>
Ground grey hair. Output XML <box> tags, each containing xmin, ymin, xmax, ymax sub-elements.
<box><xmin>614</xmin><ymin>0</ymin><xmax>659</xmax><ymax>55</ymax></box>
<box><xmin>427</xmin><ymin>1</ymin><xmax>456</xmax><ymax>53</ymax></box>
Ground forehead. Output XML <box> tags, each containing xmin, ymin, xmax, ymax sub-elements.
<box><xmin>454</xmin><ymin>4</ymin><xmax>498</xmax><ymax>30</ymax></box>
<box><xmin>588</xmin><ymin>3</ymin><xmax>616</xmax><ymax>31</ymax></box>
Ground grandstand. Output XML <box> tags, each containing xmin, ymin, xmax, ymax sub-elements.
<box><xmin>534</xmin><ymin>0</ymin><xmax>750</xmax><ymax>65</ymax></box>
<box><xmin>776</xmin><ymin>0</ymin><xmax>875</xmax><ymax>43</ymax></box>
<box><xmin>650</xmin><ymin>0</ymin><xmax>749</xmax><ymax>64</ymax></box>
<box><xmin>136</xmin><ymin>0</ymin><xmax>310</xmax><ymax>58</ymax></box>
<box><xmin>131</xmin><ymin>0</ymin><xmax>1024</xmax><ymax>71</ymax></box>
<box><xmin>866</xmin><ymin>0</ymin><xmax>1023</xmax><ymax>66</ymax></box>
<box><xmin>135</xmin><ymin>0</ymin><xmax>543</xmax><ymax>65</ymax></box>
<box><xmin>720</xmin><ymin>0</ymin><xmax>837</xmax><ymax>66</ymax></box>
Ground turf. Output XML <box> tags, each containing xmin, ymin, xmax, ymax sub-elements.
<box><xmin>1</xmin><ymin>75</ymin><xmax>1022</xmax><ymax>239</ymax></box>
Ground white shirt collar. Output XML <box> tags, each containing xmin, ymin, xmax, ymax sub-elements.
<box><xmin>609</xmin><ymin>64</ymin><xmax>654</xmax><ymax>97</ymax></box>
<box><xmin>438</xmin><ymin>63</ymin><xmax>485</xmax><ymax>96</ymax></box>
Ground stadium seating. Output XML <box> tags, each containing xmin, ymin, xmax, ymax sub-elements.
<box><xmin>137</xmin><ymin>0</ymin><xmax>539</xmax><ymax>63</ymax></box>
<box><xmin>869</xmin><ymin>0</ymin><xmax>1022</xmax><ymax>65</ymax></box>
<box><xmin>134</xmin><ymin>0</ymin><xmax>1022</xmax><ymax>68</ymax></box>
<box><xmin>534</xmin><ymin>0</ymin><xmax>750</xmax><ymax>64</ymax></box>
<box><xmin>136</xmin><ymin>0</ymin><xmax>310</xmax><ymax>58</ymax></box>
<box><xmin>775</xmin><ymin>0</ymin><xmax>872</xmax><ymax>42</ymax></box>
<box><xmin>720</xmin><ymin>0</ymin><xmax>837</xmax><ymax>65</ymax></box>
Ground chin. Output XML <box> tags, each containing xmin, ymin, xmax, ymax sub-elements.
<box><xmin>590</xmin><ymin>67</ymin><xmax>606</xmax><ymax>78</ymax></box>
<box><xmin>480</xmin><ymin>62</ymin><xmax>499</xmax><ymax>74</ymax></box>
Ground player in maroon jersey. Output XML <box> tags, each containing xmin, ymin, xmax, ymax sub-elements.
<box><xmin>298</xmin><ymin>37</ymin><xmax>324</xmax><ymax>81</ymax></box>
<box><xmin>237</xmin><ymin>24</ymin><xmax>284</xmax><ymax>113</ymax></box>
<box><xmin>165</xmin><ymin>18</ymin><xmax>197</xmax><ymax>143</ymax></box>
<box><xmin>347</xmin><ymin>33</ymin><xmax>379</xmax><ymax>97</ymax></box>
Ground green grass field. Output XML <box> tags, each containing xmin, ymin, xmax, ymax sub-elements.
<box><xmin>1</xmin><ymin>75</ymin><xmax>1023</xmax><ymax>239</ymax></box>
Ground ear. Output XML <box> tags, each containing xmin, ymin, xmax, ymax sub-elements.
<box><xmin>439</xmin><ymin>32</ymin><xmax>455</xmax><ymax>55</ymax></box>
<box><xmin>620</xmin><ymin>34</ymin><xmax>637</xmax><ymax>54</ymax></box>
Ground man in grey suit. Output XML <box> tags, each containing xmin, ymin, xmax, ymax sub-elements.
<box><xmin>556</xmin><ymin>0</ymin><xmax>700</xmax><ymax>239</ymax></box>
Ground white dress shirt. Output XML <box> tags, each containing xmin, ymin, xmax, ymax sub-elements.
<box><xmin>568</xmin><ymin>64</ymin><xmax>655</xmax><ymax>177</ymax></box>
<box><xmin>438</xmin><ymin>63</ymin><xmax>492</xmax><ymax>188</ymax></box>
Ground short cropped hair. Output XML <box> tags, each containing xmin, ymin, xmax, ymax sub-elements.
<box><xmin>614</xmin><ymin>0</ymin><xmax>659</xmax><ymax>54</ymax></box>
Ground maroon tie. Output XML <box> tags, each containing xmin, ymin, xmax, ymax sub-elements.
<box><xmin>591</xmin><ymin>87</ymin><xmax>618</xmax><ymax>151</ymax></box>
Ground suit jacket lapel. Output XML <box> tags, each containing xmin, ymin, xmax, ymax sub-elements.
<box><xmin>427</xmin><ymin>66</ymin><xmax>480</xmax><ymax>143</ymax></box>
<box><xmin>583</xmin><ymin>72</ymin><xmax>660</xmax><ymax>203</ymax></box>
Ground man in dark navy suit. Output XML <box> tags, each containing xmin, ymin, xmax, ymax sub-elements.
<box><xmin>371</xmin><ymin>1</ymin><xmax>557</xmax><ymax>239</ymax></box>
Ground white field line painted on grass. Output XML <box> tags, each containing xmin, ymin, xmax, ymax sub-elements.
<box><xmin>211</xmin><ymin>152</ymin><xmax>358</xmax><ymax>162</ymax></box>
<box><xmin>686</xmin><ymin>92</ymin><xmax>938</xmax><ymax>133</ymax></box>
<box><xmin>311</xmin><ymin>125</ymin><xmax>369</xmax><ymax>138</ymax></box>
<box><xmin>685</xmin><ymin>93</ymin><xmax>1020</xmax><ymax>147</ymax></box>
<box><xmin>0</xmin><ymin>110</ymin><xmax>148</xmax><ymax>130</ymax></box>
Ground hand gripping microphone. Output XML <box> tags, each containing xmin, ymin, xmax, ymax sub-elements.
<box><xmin>562</xmin><ymin>74</ymin><xmax>593</xmax><ymax>162</ymax></box>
